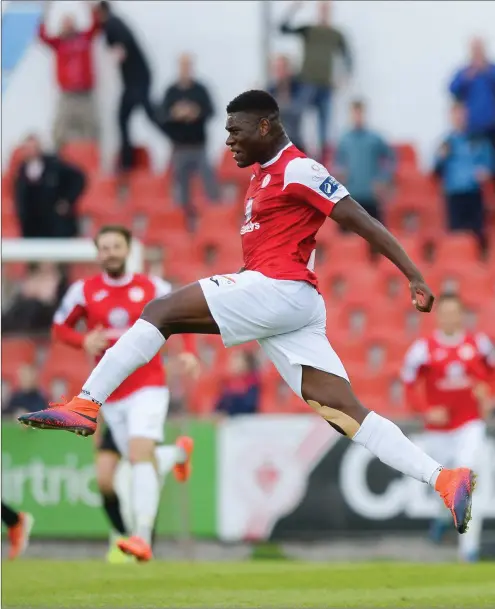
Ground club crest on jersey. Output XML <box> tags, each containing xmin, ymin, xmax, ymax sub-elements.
<box><xmin>318</xmin><ymin>176</ymin><xmax>339</xmax><ymax>198</ymax></box>
<box><xmin>261</xmin><ymin>174</ymin><xmax>271</xmax><ymax>188</ymax></box>
<box><xmin>93</xmin><ymin>290</ymin><xmax>108</xmax><ymax>302</ymax></box>
<box><xmin>458</xmin><ymin>344</ymin><xmax>475</xmax><ymax>361</ymax></box>
<box><xmin>128</xmin><ymin>286</ymin><xmax>145</xmax><ymax>302</ymax></box>
<box><xmin>108</xmin><ymin>307</ymin><xmax>130</xmax><ymax>328</ymax></box>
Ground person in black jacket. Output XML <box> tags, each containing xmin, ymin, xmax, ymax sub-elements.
<box><xmin>95</xmin><ymin>1</ymin><xmax>159</xmax><ymax>172</ymax></box>
<box><xmin>158</xmin><ymin>53</ymin><xmax>219</xmax><ymax>228</ymax></box>
<box><xmin>14</xmin><ymin>135</ymin><xmax>86</xmax><ymax>238</ymax></box>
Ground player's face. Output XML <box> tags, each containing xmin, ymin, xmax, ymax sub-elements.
<box><xmin>96</xmin><ymin>232</ymin><xmax>130</xmax><ymax>277</ymax></box>
<box><xmin>225</xmin><ymin>113</ymin><xmax>268</xmax><ymax>168</ymax></box>
<box><xmin>436</xmin><ymin>299</ymin><xmax>464</xmax><ymax>335</ymax></box>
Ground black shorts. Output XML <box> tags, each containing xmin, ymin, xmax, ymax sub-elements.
<box><xmin>99</xmin><ymin>426</ymin><xmax>121</xmax><ymax>455</ymax></box>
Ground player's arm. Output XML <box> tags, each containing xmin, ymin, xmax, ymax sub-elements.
<box><xmin>280</xmin><ymin>1</ymin><xmax>309</xmax><ymax>36</ymax></box>
<box><xmin>38</xmin><ymin>0</ymin><xmax>59</xmax><ymax>48</ymax></box>
<box><xmin>400</xmin><ymin>339</ymin><xmax>429</xmax><ymax>415</ymax></box>
<box><xmin>330</xmin><ymin>196</ymin><xmax>433</xmax><ymax>311</ymax></box>
<box><xmin>52</xmin><ymin>281</ymin><xmax>108</xmax><ymax>356</ymax></box>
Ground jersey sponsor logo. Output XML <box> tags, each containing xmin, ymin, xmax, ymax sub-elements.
<box><xmin>128</xmin><ymin>286</ymin><xmax>145</xmax><ymax>302</ymax></box>
<box><xmin>93</xmin><ymin>290</ymin><xmax>108</xmax><ymax>302</ymax></box>
<box><xmin>240</xmin><ymin>221</ymin><xmax>260</xmax><ymax>235</ymax></box>
<box><xmin>318</xmin><ymin>176</ymin><xmax>340</xmax><ymax>198</ymax></box>
<box><xmin>108</xmin><ymin>307</ymin><xmax>130</xmax><ymax>328</ymax></box>
<box><xmin>261</xmin><ymin>174</ymin><xmax>271</xmax><ymax>188</ymax></box>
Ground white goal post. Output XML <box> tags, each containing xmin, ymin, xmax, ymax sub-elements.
<box><xmin>2</xmin><ymin>238</ymin><xmax>144</xmax><ymax>272</ymax></box>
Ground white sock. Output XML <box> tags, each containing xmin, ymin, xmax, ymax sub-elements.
<box><xmin>155</xmin><ymin>445</ymin><xmax>186</xmax><ymax>481</ymax></box>
<box><xmin>79</xmin><ymin>319</ymin><xmax>165</xmax><ymax>405</ymax></box>
<box><xmin>131</xmin><ymin>462</ymin><xmax>160</xmax><ymax>545</ymax></box>
<box><xmin>352</xmin><ymin>411</ymin><xmax>442</xmax><ymax>485</ymax></box>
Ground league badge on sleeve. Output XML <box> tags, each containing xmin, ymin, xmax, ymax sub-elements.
<box><xmin>318</xmin><ymin>176</ymin><xmax>340</xmax><ymax>198</ymax></box>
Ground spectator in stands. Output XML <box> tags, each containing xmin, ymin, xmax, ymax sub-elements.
<box><xmin>39</xmin><ymin>0</ymin><xmax>99</xmax><ymax>149</ymax></box>
<box><xmin>449</xmin><ymin>38</ymin><xmax>495</xmax><ymax>154</ymax></box>
<box><xmin>95</xmin><ymin>1</ymin><xmax>159</xmax><ymax>172</ymax></box>
<box><xmin>280</xmin><ymin>0</ymin><xmax>352</xmax><ymax>159</ymax></box>
<box><xmin>158</xmin><ymin>53</ymin><xmax>219</xmax><ymax>230</ymax></box>
<box><xmin>14</xmin><ymin>135</ymin><xmax>86</xmax><ymax>239</ymax></box>
<box><xmin>268</xmin><ymin>55</ymin><xmax>305</xmax><ymax>152</ymax></box>
<box><xmin>433</xmin><ymin>102</ymin><xmax>494</xmax><ymax>252</ymax></box>
<box><xmin>215</xmin><ymin>351</ymin><xmax>260</xmax><ymax>417</ymax></box>
<box><xmin>334</xmin><ymin>100</ymin><xmax>395</xmax><ymax>224</ymax></box>
<box><xmin>2</xmin><ymin>262</ymin><xmax>67</xmax><ymax>335</ymax></box>
<box><xmin>3</xmin><ymin>364</ymin><xmax>48</xmax><ymax>420</ymax></box>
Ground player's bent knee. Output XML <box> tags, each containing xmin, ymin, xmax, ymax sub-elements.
<box><xmin>305</xmin><ymin>399</ymin><xmax>366</xmax><ymax>437</ymax></box>
<box><xmin>128</xmin><ymin>437</ymin><xmax>155</xmax><ymax>464</ymax></box>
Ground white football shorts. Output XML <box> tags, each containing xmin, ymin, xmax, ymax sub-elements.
<box><xmin>199</xmin><ymin>270</ymin><xmax>348</xmax><ymax>398</ymax></box>
<box><xmin>101</xmin><ymin>386</ymin><xmax>169</xmax><ymax>457</ymax></box>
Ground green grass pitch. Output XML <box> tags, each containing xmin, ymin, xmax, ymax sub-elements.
<box><xmin>2</xmin><ymin>560</ymin><xmax>495</xmax><ymax>608</ymax></box>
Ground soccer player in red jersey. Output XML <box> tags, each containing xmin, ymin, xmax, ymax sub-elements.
<box><xmin>402</xmin><ymin>292</ymin><xmax>494</xmax><ymax>561</ymax></box>
<box><xmin>20</xmin><ymin>90</ymin><xmax>477</xmax><ymax>535</ymax></box>
<box><xmin>50</xmin><ymin>225</ymin><xmax>198</xmax><ymax>561</ymax></box>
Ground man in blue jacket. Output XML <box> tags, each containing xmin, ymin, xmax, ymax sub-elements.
<box><xmin>450</xmin><ymin>38</ymin><xmax>495</xmax><ymax>154</ymax></box>
<box><xmin>434</xmin><ymin>102</ymin><xmax>494</xmax><ymax>252</ymax></box>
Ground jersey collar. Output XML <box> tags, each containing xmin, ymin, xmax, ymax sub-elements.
<box><xmin>102</xmin><ymin>273</ymin><xmax>134</xmax><ymax>287</ymax></box>
<box><xmin>260</xmin><ymin>141</ymin><xmax>293</xmax><ymax>169</ymax></box>
<box><xmin>434</xmin><ymin>329</ymin><xmax>466</xmax><ymax>347</ymax></box>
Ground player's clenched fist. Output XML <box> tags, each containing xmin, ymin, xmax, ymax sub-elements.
<box><xmin>409</xmin><ymin>278</ymin><xmax>435</xmax><ymax>313</ymax></box>
<box><xmin>83</xmin><ymin>326</ymin><xmax>109</xmax><ymax>357</ymax></box>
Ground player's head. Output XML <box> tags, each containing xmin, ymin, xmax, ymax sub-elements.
<box><xmin>23</xmin><ymin>134</ymin><xmax>42</xmax><ymax>160</ymax></box>
<box><xmin>318</xmin><ymin>1</ymin><xmax>331</xmax><ymax>25</ymax></box>
<box><xmin>225</xmin><ymin>90</ymin><xmax>285</xmax><ymax>167</ymax></box>
<box><xmin>350</xmin><ymin>99</ymin><xmax>366</xmax><ymax>129</ymax></box>
<box><xmin>436</xmin><ymin>292</ymin><xmax>464</xmax><ymax>335</ymax></box>
<box><xmin>94</xmin><ymin>225</ymin><xmax>132</xmax><ymax>277</ymax></box>
<box><xmin>60</xmin><ymin>14</ymin><xmax>77</xmax><ymax>36</ymax></box>
<box><xmin>95</xmin><ymin>1</ymin><xmax>112</xmax><ymax>23</ymax></box>
<box><xmin>178</xmin><ymin>53</ymin><xmax>194</xmax><ymax>82</ymax></box>
<box><xmin>470</xmin><ymin>36</ymin><xmax>487</xmax><ymax>67</ymax></box>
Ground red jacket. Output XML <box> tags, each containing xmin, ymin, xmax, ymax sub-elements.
<box><xmin>39</xmin><ymin>14</ymin><xmax>99</xmax><ymax>92</ymax></box>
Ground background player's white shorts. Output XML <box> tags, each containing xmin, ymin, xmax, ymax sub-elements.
<box><xmin>101</xmin><ymin>386</ymin><xmax>169</xmax><ymax>457</ymax></box>
<box><xmin>199</xmin><ymin>270</ymin><xmax>348</xmax><ymax>398</ymax></box>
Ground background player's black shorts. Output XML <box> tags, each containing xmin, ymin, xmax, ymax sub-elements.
<box><xmin>99</xmin><ymin>426</ymin><xmax>121</xmax><ymax>455</ymax></box>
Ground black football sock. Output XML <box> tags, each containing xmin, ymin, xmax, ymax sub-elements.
<box><xmin>2</xmin><ymin>502</ymin><xmax>20</xmax><ymax>527</ymax></box>
<box><xmin>102</xmin><ymin>493</ymin><xmax>128</xmax><ymax>536</ymax></box>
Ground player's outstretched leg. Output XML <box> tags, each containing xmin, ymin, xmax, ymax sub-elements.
<box><xmin>1</xmin><ymin>502</ymin><xmax>34</xmax><ymax>560</ymax></box>
<box><xmin>301</xmin><ymin>366</ymin><xmax>476</xmax><ymax>535</ymax></box>
<box><xmin>18</xmin><ymin>283</ymin><xmax>219</xmax><ymax>435</ymax></box>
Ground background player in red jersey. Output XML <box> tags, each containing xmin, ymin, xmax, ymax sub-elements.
<box><xmin>21</xmin><ymin>90</ymin><xmax>476</xmax><ymax>537</ymax></box>
<box><xmin>51</xmin><ymin>225</ymin><xmax>199</xmax><ymax>561</ymax></box>
<box><xmin>402</xmin><ymin>292</ymin><xmax>495</xmax><ymax>562</ymax></box>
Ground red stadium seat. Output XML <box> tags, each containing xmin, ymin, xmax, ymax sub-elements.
<box><xmin>434</xmin><ymin>232</ymin><xmax>480</xmax><ymax>265</ymax></box>
<box><xmin>40</xmin><ymin>343</ymin><xmax>90</xmax><ymax>398</ymax></box>
<box><xmin>61</xmin><ymin>141</ymin><xmax>100</xmax><ymax>174</ymax></box>
<box><xmin>393</xmin><ymin>143</ymin><xmax>418</xmax><ymax>170</ymax></box>
<box><xmin>1</xmin><ymin>338</ymin><xmax>37</xmax><ymax>382</ymax></box>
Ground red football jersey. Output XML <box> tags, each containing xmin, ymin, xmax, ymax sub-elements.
<box><xmin>401</xmin><ymin>330</ymin><xmax>495</xmax><ymax>430</ymax></box>
<box><xmin>241</xmin><ymin>143</ymin><xmax>349</xmax><ymax>289</ymax></box>
<box><xmin>53</xmin><ymin>273</ymin><xmax>188</xmax><ymax>402</ymax></box>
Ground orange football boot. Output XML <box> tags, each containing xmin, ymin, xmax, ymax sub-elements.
<box><xmin>18</xmin><ymin>396</ymin><xmax>99</xmax><ymax>436</ymax></box>
<box><xmin>8</xmin><ymin>512</ymin><xmax>34</xmax><ymax>560</ymax></box>
<box><xmin>173</xmin><ymin>436</ymin><xmax>194</xmax><ymax>483</ymax></box>
<box><xmin>435</xmin><ymin>467</ymin><xmax>476</xmax><ymax>534</ymax></box>
<box><xmin>117</xmin><ymin>536</ymin><xmax>153</xmax><ymax>562</ymax></box>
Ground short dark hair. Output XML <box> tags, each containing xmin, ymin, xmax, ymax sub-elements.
<box><xmin>226</xmin><ymin>90</ymin><xmax>279</xmax><ymax>117</ymax></box>
<box><xmin>437</xmin><ymin>291</ymin><xmax>462</xmax><ymax>306</ymax></box>
<box><xmin>98</xmin><ymin>1</ymin><xmax>111</xmax><ymax>15</ymax></box>
<box><xmin>95</xmin><ymin>225</ymin><xmax>132</xmax><ymax>246</ymax></box>
<box><xmin>351</xmin><ymin>99</ymin><xmax>365</xmax><ymax>111</ymax></box>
